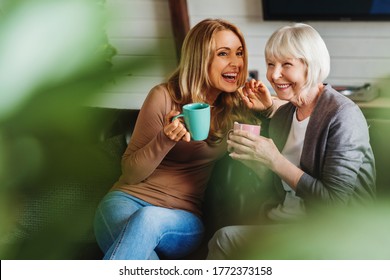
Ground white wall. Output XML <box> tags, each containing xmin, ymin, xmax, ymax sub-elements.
<box><xmin>93</xmin><ymin>0</ymin><xmax>177</xmax><ymax>108</ymax></box>
<box><xmin>187</xmin><ymin>0</ymin><xmax>390</xmax><ymax>88</ymax></box>
<box><xmin>96</xmin><ymin>0</ymin><xmax>390</xmax><ymax>108</ymax></box>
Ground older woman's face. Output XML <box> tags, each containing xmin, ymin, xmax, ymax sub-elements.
<box><xmin>266</xmin><ymin>57</ymin><xmax>307</xmax><ymax>103</ymax></box>
<box><xmin>208</xmin><ymin>30</ymin><xmax>244</xmax><ymax>96</ymax></box>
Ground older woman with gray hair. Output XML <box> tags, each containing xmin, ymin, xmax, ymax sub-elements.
<box><xmin>207</xmin><ymin>23</ymin><xmax>376</xmax><ymax>259</ymax></box>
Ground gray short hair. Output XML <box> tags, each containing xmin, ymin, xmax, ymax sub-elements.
<box><xmin>265</xmin><ymin>23</ymin><xmax>330</xmax><ymax>90</ymax></box>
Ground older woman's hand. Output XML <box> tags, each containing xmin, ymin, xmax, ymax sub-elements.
<box><xmin>228</xmin><ymin>129</ymin><xmax>304</xmax><ymax>190</ymax></box>
<box><xmin>240</xmin><ymin>79</ymin><xmax>273</xmax><ymax>111</ymax></box>
<box><xmin>227</xmin><ymin>129</ymin><xmax>280</xmax><ymax>171</ymax></box>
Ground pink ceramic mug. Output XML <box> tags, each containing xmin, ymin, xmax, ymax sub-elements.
<box><xmin>227</xmin><ymin>122</ymin><xmax>261</xmax><ymax>153</ymax></box>
<box><xmin>233</xmin><ymin>122</ymin><xmax>261</xmax><ymax>135</ymax></box>
<box><xmin>228</xmin><ymin>122</ymin><xmax>261</xmax><ymax>143</ymax></box>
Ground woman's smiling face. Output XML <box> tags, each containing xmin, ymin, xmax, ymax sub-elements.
<box><xmin>266</xmin><ymin>57</ymin><xmax>308</xmax><ymax>103</ymax></box>
<box><xmin>208</xmin><ymin>30</ymin><xmax>244</xmax><ymax>96</ymax></box>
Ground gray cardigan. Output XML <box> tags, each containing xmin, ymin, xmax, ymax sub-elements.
<box><xmin>267</xmin><ymin>84</ymin><xmax>376</xmax><ymax>210</ymax></box>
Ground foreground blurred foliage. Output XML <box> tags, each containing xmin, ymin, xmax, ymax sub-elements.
<box><xmin>1</xmin><ymin>0</ymin><xmax>389</xmax><ymax>261</ymax></box>
<box><xmin>232</xmin><ymin>202</ymin><xmax>390</xmax><ymax>260</ymax></box>
<box><xmin>0</xmin><ymin>0</ymin><xmax>154</xmax><ymax>259</ymax></box>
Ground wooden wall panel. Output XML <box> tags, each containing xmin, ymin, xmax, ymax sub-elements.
<box><xmin>95</xmin><ymin>0</ymin><xmax>390</xmax><ymax>108</ymax></box>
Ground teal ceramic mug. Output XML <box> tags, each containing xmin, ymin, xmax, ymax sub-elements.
<box><xmin>172</xmin><ymin>103</ymin><xmax>210</xmax><ymax>141</ymax></box>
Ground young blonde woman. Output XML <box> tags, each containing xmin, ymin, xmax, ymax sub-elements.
<box><xmin>94</xmin><ymin>18</ymin><xmax>255</xmax><ymax>260</ymax></box>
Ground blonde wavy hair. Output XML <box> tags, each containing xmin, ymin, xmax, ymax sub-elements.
<box><xmin>167</xmin><ymin>18</ymin><xmax>254</xmax><ymax>144</ymax></box>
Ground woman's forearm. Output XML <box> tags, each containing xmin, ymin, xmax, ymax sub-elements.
<box><xmin>270</xmin><ymin>153</ymin><xmax>304</xmax><ymax>191</ymax></box>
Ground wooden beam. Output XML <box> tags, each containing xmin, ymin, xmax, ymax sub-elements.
<box><xmin>168</xmin><ymin>0</ymin><xmax>190</xmax><ymax>62</ymax></box>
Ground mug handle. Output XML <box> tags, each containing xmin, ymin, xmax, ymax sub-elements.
<box><xmin>227</xmin><ymin>129</ymin><xmax>234</xmax><ymax>140</ymax></box>
<box><xmin>227</xmin><ymin>129</ymin><xmax>235</xmax><ymax>153</ymax></box>
<box><xmin>172</xmin><ymin>114</ymin><xmax>184</xmax><ymax>122</ymax></box>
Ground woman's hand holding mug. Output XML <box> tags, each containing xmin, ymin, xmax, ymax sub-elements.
<box><xmin>164</xmin><ymin>110</ymin><xmax>191</xmax><ymax>142</ymax></box>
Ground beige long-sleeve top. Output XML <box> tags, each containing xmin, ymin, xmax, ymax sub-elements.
<box><xmin>111</xmin><ymin>84</ymin><xmax>227</xmax><ymax>217</ymax></box>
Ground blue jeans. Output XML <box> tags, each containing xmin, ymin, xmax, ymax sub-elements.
<box><xmin>94</xmin><ymin>191</ymin><xmax>204</xmax><ymax>260</ymax></box>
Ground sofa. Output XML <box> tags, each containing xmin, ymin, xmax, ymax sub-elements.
<box><xmin>4</xmin><ymin>104</ymin><xmax>389</xmax><ymax>260</ymax></box>
<box><xmin>4</xmin><ymin>107</ymin><xmax>270</xmax><ymax>260</ymax></box>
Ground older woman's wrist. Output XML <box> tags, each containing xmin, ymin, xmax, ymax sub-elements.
<box><xmin>258</xmin><ymin>101</ymin><xmax>276</xmax><ymax>118</ymax></box>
